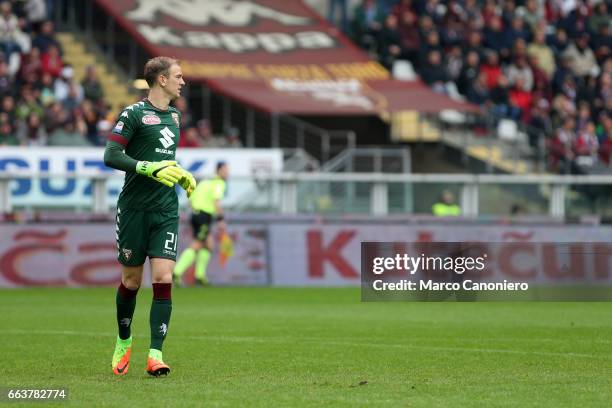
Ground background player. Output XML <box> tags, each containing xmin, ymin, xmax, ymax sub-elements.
<box><xmin>103</xmin><ymin>56</ymin><xmax>196</xmax><ymax>377</ymax></box>
<box><xmin>173</xmin><ymin>162</ymin><xmax>229</xmax><ymax>286</ymax></box>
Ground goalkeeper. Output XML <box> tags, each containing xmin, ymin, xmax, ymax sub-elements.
<box><xmin>103</xmin><ymin>57</ymin><xmax>196</xmax><ymax>378</ymax></box>
<box><xmin>173</xmin><ymin>161</ymin><xmax>228</xmax><ymax>286</ymax></box>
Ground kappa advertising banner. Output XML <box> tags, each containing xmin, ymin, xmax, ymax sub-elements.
<box><xmin>268</xmin><ymin>225</ymin><xmax>612</xmax><ymax>286</ymax></box>
<box><xmin>0</xmin><ymin>147</ymin><xmax>282</xmax><ymax>207</ymax></box>
<box><xmin>0</xmin><ymin>223</ymin><xmax>269</xmax><ymax>287</ymax></box>
<box><xmin>95</xmin><ymin>0</ymin><xmax>474</xmax><ymax>115</ymax></box>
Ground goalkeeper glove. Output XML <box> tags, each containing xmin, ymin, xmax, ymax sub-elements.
<box><xmin>135</xmin><ymin>160</ymin><xmax>183</xmax><ymax>187</ymax></box>
<box><xmin>177</xmin><ymin>167</ymin><xmax>197</xmax><ymax>198</ymax></box>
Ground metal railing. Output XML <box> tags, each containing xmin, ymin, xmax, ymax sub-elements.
<box><xmin>2</xmin><ymin>173</ymin><xmax>612</xmax><ymax>220</ymax></box>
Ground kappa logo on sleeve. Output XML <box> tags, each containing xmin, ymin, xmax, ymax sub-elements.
<box><xmin>142</xmin><ymin>114</ymin><xmax>162</xmax><ymax>125</ymax></box>
<box><xmin>171</xmin><ymin>112</ymin><xmax>180</xmax><ymax>127</ymax></box>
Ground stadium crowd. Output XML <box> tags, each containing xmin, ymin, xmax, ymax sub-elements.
<box><xmin>343</xmin><ymin>0</ymin><xmax>612</xmax><ymax>173</ymax></box>
<box><xmin>0</xmin><ymin>0</ymin><xmax>231</xmax><ymax>149</ymax></box>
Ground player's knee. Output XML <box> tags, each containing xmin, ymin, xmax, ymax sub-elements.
<box><xmin>122</xmin><ymin>275</ymin><xmax>142</xmax><ymax>290</ymax></box>
<box><xmin>152</xmin><ymin>273</ymin><xmax>172</xmax><ymax>284</ymax></box>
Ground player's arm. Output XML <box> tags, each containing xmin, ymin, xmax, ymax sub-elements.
<box><xmin>103</xmin><ymin>141</ymin><xmax>138</xmax><ymax>172</ymax></box>
<box><xmin>104</xmin><ymin>141</ymin><xmax>182</xmax><ymax>187</ymax></box>
<box><xmin>213</xmin><ymin>181</ymin><xmax>226</xmax><ymax>229</ymax></box>
<box><xmin>104</xmin><ymin>111</ymin><xmax>182</xmax><ymax>187</ymax></box>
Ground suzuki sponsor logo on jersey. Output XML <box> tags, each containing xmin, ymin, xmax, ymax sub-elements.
<box><xmin>142</xmin><ymin>114</ymin><xmax>161</xmax><ymax>125</ymax></box>
<box><xmin>158</xmin><ymin>127</ymin><xmax>175</xmax><ymax>149</ymax></box>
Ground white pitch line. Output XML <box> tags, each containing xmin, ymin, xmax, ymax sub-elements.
<box><xmin>6</xmin><ymin>329</ymin><xmax>610</xmax><ymax>361</ymax></box>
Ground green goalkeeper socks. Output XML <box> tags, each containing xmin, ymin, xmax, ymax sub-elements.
<box><xmin>150</xmin><ymin>283</ymin><xmax>172</xmax><ymax>351</ymax></box>
<box><xmin>195</xmin><ymin>249</ymin><xmax>211</xmax><ymax>281</ymax></box>
<box><xmin>174</xmin><ymin>248</ymin><xmax>196</xmax><ymax>277</ymax></box>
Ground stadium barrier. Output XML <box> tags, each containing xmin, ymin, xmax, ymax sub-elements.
<box><xmin>2</xmin><ymin>171</ymin><xmax>612</xmax><ymax>218</ymax></box>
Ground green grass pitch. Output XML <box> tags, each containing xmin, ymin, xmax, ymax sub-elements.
<box><xmin>2</xmin><ymin>287</ymin><xmax>611</xmax><ymax>407</ymax></box>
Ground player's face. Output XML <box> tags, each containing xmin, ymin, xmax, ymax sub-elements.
<box><xmin>219</xmin><ymin>165</ymin><xmax>229</xmax><ymax>180</ymax></box>
<box><xmin>162</xmin><ymin>64</ymin><xmax>185</xmax><ymax>100</ymax></box>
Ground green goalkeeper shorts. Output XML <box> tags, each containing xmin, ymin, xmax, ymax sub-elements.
<box><xmin>115</xmin><ymin>207</ymin><xmax>179</xmax><ymax>266</ymax></box>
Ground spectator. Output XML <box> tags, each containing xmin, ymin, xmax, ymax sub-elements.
<box><xmin>507</xmin><ymin>16</ymin><xmax>530</xmax><ymax>46</ymax></box>
<box><xmin>351</xmin><ymin>0</ymin><xmax>385</xmax><ymax>51</ymax></box>
<box><xmin>463</xmin><ymin>30</ymin><xmax>485</xmax><ymax>61</ymax></box>
<box><xmin>37</xmin><ymin>71</ymin><xmax>55</xmax><ymax>106</ymax></box>
<box><xmin>420</xmin><ymin>50</ymin><xmax>449</xmax><ymax>93</ymax></box>
<box><xmin>598</xmin><ymin>115</ymin><xmax>612</xmax><ymax>165</ymax></box>
<box><xmin>40</xmin><ymin>43</ymin><xmax>61</xmax><ymax>77</ymax></box>
<box><xmin>548</xmin><ymin>26</ymin><xmax>570</xmax><ymax>57</ymax></box>
<box><xmin>592</xmin><ymin>25</ymin><xmax>611</xmax><ymax>64</ymax></box>
<box><xmin>82</xmin><ymin>65</ymin><xmax>104</xmax><ymax>102</ymax></box>
<box><xmin>62</xmin><ymin>82</ymin><xmax>83</xmax><ymax>111</ymax></box>
<box><xmin>506</xmin><ymin>55</ymin><xmax>533</xmax><ymax>92</ymax></box>
<box><xmin>446</xmin><ymin>45</ymin><xmax>463</xmax><ymax>83</ymax></box>
<box><xmin>552</xmin><ymin>53</ymin><xmax>574</xmax><ymax>94</ymax></box>
<box><xmin>377</xmin><ymin>14</ymin><xmax>402</xmax><ymax>70</ymax></box>
<box><xmin>432</xmin><ymin>190</ymin><xmax>461</xmax><ymax>216</ymax></box>
<box><xmin>196</xmin><ymin>118</ymin><xmax>223</xmax><ymax>147</ymax></box>
<box><xmin>549</xmin><ymin>116</ymin><xmax>576</xmax><ymax>173</ymax></box>
<box><xmin>0</xmin><ymin>1</ymin><xmax>21</xmax><ymax>60</ymax></box>
<box><xmin>31</xmin><ymin>20</ymin><xmax>60</xmax><ymax>53</ymax></box>
<box><xmin>17</xmin><ymin>111</ymin><xmax>46</xmax><ymax>146</ymax></box>
<box><xmin>0</xmin><ymin>111</ymin><xmax>16</xmax><ymax>145</ymax></box>
<box><xmin>43</xmin><ymin>101</ymin><xmax>67</xmax><ymax>133</ymax></box>
<box><xmin>80</xmin><ymin>99</ymin><xmax>100</xmax><ymax>145</ymax></box>
<box><xmin>517</xmin><ymin>0</ymin><xmax>543</xmax><ymax>31</ymax></box>
<box><xmin>24</xmin><ymin>0</ymin><xmax>46</xmax><ymax>33</ymax></box>
<box><xmin>481</xmin><ymin>51</ymin><xmax>502</xmax><ymax>90</ymax></box>
<box><xmin>222</xmin><ymin>127</ymin><xmax>243</xmax><ymax>148</ymax></box>
<box><xmin>1</xmin><ymin>94</ymin><xmax>15</xmax><ymax>126</ymax></box>
<box><xmin>509</xmin><ymin>77</ymin><xmax>533</xmax><ymax>120</ymax></box>
<box><xmin>457</xmin><ymin>51</ymin><xmax>480</xmax><ymax>96</ymax></box>
<box><xmin>179</xmin><ymin>126</ymin><xmax>202</xmax><ymax>148</ymax></box>
<box><xmin>467</xmin><ymin>71</ymin><xmax>489</xmax><ymax>105</ymax></box>
<box><xmin>490</xmin><ymin>74</ymin><xmax>521</xmax><ymax>121</ymax></box>
<box><xmin>16</xmin><ymin>85</ymin><xmax>42</xmax><ymax>120</ymax></box>
<box><xmin>440</xmin><ymin>12</ymin><xmax>464</xmax><ymax>47</ymax></box>
<box><xmin>573</xmin><ymin>121</ymin><xmax>598</xmax><ymax>167</ymax></box>
<box><xmin>48</xmin><ymin>119</ymin><xmax>91</xmax><ymax>146</ymax></box>
<box><xmin>418</xmin><ymin>29</ymin><xmax>442</xmax><ymax>68</ymax></box>
<box><xmin>0</xmin><ymin>58</ymin><xmax>12</xmax><ymax>97</ymax></box>
<box><xmin>528</xmin><ymin>99</ymin><xmax>552</xmax><ymax>152</ymax></box>
<box><xmin>395</xmin><ymin>8</ymin><xmax>420</xmax><ymax>64</ymax></box>
<box><xmin>483</xmin><ymin>16</ymin><xmax>512</xmax><ymax>61</ymax></box>
<box><xmin>527</xmin><ymin>28</ymin><xmax>556</xmax><ymax>79</ymax></box>
<box><xmin>52</xmin><ymin>66</ymin><xmax>71</xmax><ymax>100</ymax></box>
<box><xmin>19</xmin><ymin>46</ymin><xmax>41</xmax><ymax>83</ymax></box>
<box><xmin>562</xmin><ymin>32</ymin><xmax>598</xmax><ymax>78</ymax></box>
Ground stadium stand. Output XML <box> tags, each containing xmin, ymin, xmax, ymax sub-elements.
<box><xmin>0</xmin><ymin>0</ymin><xmax>225</xmax><ymax>149</ymax></box>
<box><xmin>341</xmin><ymin>0</ymin><xmax>612</xmax><ymax>174</ymax></box>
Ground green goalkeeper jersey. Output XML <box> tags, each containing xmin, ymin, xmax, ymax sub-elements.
<box><xmin>108</xmin><ymin>99</ymin><xmax>182</xmax><ymax>213</ymax></box>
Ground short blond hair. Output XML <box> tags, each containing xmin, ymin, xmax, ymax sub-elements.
<box><xmin>143</xmin><ymin>56</ymin><xmax>178</xmax><ymax>88</ymax></box>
